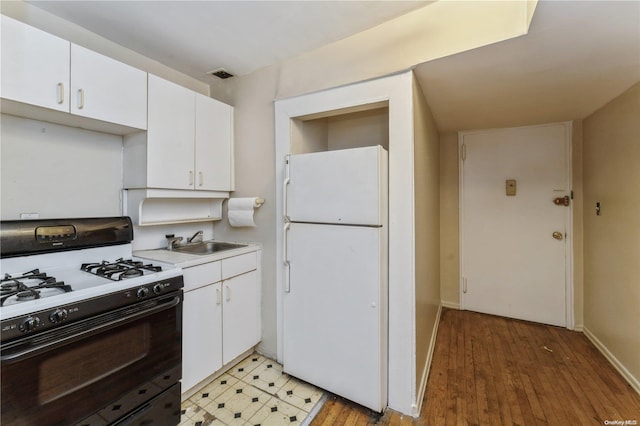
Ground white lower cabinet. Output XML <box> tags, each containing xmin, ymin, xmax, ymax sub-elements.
<box><xmin>182</xmin><ymin>284</ymin><xmax>223</xmax><ymax>391</ymax></box>
<box><xmin>222</xmin><ymin>270</ymin><xmax>260</xmax><ymax>364</ymax></box>
<box><xmin>181</xmin><ymin>251</ymin><xmax>260</xmax><ymax>393</ymax></box>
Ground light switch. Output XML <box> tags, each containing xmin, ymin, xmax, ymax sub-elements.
<box><xmin>506</xmin><ymin>179</ymin><xmax>516</xmax><ymax>196</ymax></box>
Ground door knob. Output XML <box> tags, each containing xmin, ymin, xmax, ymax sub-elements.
<box><xmin>552</xmin><ymin>231</ymin><xmax>563</xmax><ymax>240</ymax></box>
<box><xmin>553</xmin><ymin>196</ymin><xmax>570</xmax><ymax>206</ymax></box>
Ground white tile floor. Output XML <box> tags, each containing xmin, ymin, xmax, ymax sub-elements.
<box><xmin>180</xmin><ymin>354</ymin><xmax>324</xmax><ymax>426</ymax></box>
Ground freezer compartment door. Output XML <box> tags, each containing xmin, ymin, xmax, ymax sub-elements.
<box><xmin>287</xmin><ymin>146</ymin><xmax>388</xmax><ymax>226</ymax></box>
<box><xmin>283</xmin><ymin>222</ymin><xmax>388</xmax><ymax>412</ymax></box>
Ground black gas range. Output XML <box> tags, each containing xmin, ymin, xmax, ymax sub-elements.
<box><xmin>0</xmin><ymin>217</ymin><xmax>184</xmax><ymax>426</ymax></box>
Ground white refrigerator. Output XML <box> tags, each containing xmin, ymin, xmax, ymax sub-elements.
<box><xmin>283</xmin><ymin>145</ymin><xmax>388</xmax><ymax>412</ymax></box>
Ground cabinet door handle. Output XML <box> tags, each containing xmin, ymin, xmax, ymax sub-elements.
<box><xmin>215</xmin><ymin>288</ymin><xmax>221</xmax><ymax>305</ymax></box>
<box><xmin>189</xmin><ymin>171</ymin><xmax>194</xmax><ymax>186</ymax></box>
<box><xmin>57</xmin><ymin>82</ymin><xmax>65</xmax><ymax>105</ymax></box>
<box><xmin>77</xmin><ymin>89</ymin><xmax>85</xmax><ymax>109</ymax></box>
<box><xmin>225</xmin><ymin>285</ymin><xmax>231</xmax><ymax>302</ymax></box>
<box><xmin>198</xmin><ymin>171</ymin><xmax>203</xmax><ymax>187</ymax></box>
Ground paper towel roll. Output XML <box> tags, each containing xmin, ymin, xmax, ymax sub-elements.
<box><xmin>227</xmin><ymin>197</ymin><xmax>261</xmax><ymax>227</ymax></box>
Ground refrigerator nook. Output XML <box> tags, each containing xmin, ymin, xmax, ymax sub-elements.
<box><xmin>283</xmin><ymin>145</ymin><xmax>388</xmax><ymax>412</ymax></box>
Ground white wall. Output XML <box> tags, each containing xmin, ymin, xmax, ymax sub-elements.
<box><xmin>412</xmin><ymin>74</ymin><xmax>441</xmax><ymax>411</ymax></box>
<box><xmin>1</xmin><ymin>115</ymin><xmax>122</xmax><ymax>219</ymax></box>
<box><xmin>327</xmin><ymin>108</ymin><xmax>389</xmax><ymax>151</ymax></box>
<box><xmin>582</xmin><ymin>82</ymin><xmax>640</xmax><ymax>392</ymax></box>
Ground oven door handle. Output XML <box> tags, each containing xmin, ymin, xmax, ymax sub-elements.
<box><xmin>1</xmin><ymin>294</ymin><xmax>181</xmax><ymax>364</ymax></box>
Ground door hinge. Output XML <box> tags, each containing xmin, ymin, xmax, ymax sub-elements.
<box><xmin>461</xmin><ymin>144</ymin><xmax>467</xmax><ymax>162</ymax></box>
<box><xmin>462</xmin><ymin>277</ymin><xmax>468</xmax><ymax>293</ymax></box>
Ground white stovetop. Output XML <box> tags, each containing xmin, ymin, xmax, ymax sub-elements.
<box><xmin>134</xmin><ymin>241</ymin><xmax>261</xmax><ymax>268</ymax></box>
<box><xmin>0</xmin><ymin>245</ymin><xmax>183</xmax><ymax>320</ymax></box>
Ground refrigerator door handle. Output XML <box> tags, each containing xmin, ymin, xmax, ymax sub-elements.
<box><xmin>283</xmin><ymin>155</ymin><xmax>291</xmax><ymax>222</ymax></box>
<box><xmin>283</xmin><ymin>222</ymin><xmax>291</xmax><ymax>293</ymax></box>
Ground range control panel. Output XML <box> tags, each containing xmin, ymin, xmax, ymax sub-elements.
<box><xmin>36</xmin><ymin>225</ymin><xmax>77</xmax><ymax>243</ymax></box>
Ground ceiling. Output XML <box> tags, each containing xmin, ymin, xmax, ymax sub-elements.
<box><xmin>27</xmin><ymin>0</ymin><xmax>430</xmax><ymax>78</ymax></box>
<box><xmin>28</xmin><ymin>0</ymin><xmax>639</xmax><ymax>133</ymax></box>
<box><xmin>415</xmin><ymin>0</ymin><xmax>640</xmax><ymax>132</ymax></box>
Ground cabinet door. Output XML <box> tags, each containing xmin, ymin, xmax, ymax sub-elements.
<box><xmin>222</xmin><ymin>271</ymin><xmax>260</xmax><ymax>364</ymax></box>
<box><xmin>182</xmin><ymin>284</ymin><xmax>223</xmax><ymax>392</ymax></box>
<box><xmin>70</xmin><ymin>44</ymin><xmax>147</xmax><ymax>129</ymax></box>
<box><xmin>1</xmin><ymin>15</ymin><xmax>70</xmax><ymax>112</ymax></box>
<box><xmin>195</xmin><ymin>93</ymin><xmax>233</xmax><ymax>191</ymax></box>
<box><xmin>147</xmin><ymin>75</ymin><xmax>195</xmax><ymax>189</ymax></box>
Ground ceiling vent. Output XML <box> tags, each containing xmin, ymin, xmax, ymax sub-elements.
<box><xmin>209</xmin><ymin>68</ymin><xmax>234</xmax><ymax>79</ymax></box>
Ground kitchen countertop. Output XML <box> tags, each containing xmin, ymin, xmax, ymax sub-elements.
<box><xmin>134</xmin><ymin>241</ymin><xmax>261</xmax><ymax>269</ymax></box>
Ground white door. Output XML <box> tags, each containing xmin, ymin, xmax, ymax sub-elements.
<box><xmin>287</xmin><ymin>146</ymin><xmax>387</xmax><ymax>226</ymax></box>
<box><xmin>460</xmin><ymin>123</ymin><xmax>571</xmax><ymax>327</ymax></box>
<box><xmin>283</xmin><ymin>222</ymin><xmax>387</xmax><ymax>412</ymax></box>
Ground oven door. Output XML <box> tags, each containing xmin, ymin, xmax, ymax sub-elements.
<box><xmin>1</xmin><ymin>291</ymin><xmax>182</xmax><ymax>426</ymax></box>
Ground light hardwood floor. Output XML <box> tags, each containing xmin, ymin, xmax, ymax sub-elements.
<box><xmin>312</xmin><ymin>308</ymin><xmax>640</xmax><ymax>425</ymax></box>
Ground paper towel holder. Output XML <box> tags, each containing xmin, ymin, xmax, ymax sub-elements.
<box><xmin>254</xmin><ymin>198</ymin><xmax>265</xmax><ymax>207</ymax></box>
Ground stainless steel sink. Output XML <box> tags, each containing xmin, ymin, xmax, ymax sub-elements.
<box><xmin>172</xmin><ymin>241</ymin><xmax>247</xmax><ymax>255</ymax></box>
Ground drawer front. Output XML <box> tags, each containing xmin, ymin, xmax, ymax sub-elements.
<box><xmin>183</xmin><ymin>261</ymin><xmax>222</xmax><ymax>292</ymax></box>
<box><xmin>222</xmin><ymin>252</ymin><xmax>257</xmax><ymax>280</ymax></box>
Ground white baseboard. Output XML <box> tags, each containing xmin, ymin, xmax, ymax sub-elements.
<box><xmin>583</xmin><ymin>326</ymin><xmax>640</xmax><ymax>395</ymax></box>
<box><xmin>441</xmin><ymin>300</ymin><xmax>460</xmax><ymax>310</ymax></box>
<box><xmin>414</xmin><ymin>303</ymin><xmax>443</xmax><ymax>417</ymax></box>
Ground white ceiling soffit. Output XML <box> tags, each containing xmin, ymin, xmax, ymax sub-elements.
<box><xmin>27</xmin><ymin>0</ymin><xmax>431</xmax><ymax>79</ymax></box>
<box><xmin>415</xmin><ymin>0</ymin><xmax>640</xmax><ymax>133</ymax></box>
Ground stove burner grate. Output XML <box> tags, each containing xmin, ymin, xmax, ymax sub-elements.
<box><xmin>0</xmin><ymin>269</ymin><xmax>72</xmax><ymax>306</ymax></box>
<box><xmin>81</xmin><ymin>258</ymin><xmax>162</xmax><ymax>281</ymax></box>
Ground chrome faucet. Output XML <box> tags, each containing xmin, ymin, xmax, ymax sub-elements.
<box><xmin>165</xmin><ymin>234</ymin><xmax>183</xmax><ymax>251</ymax></box>
<box><xmin>187</xmin><ymin>230</ymin><xmax>204</xmax><ymax>244</ymax></box>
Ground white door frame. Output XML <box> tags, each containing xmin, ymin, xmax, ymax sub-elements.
<box><xmin>274</xmin><ymin>71</ymin><xmax>418</xmax><ymax>415</ymax></box>
<box><xmin>458</xmin><ymin>122</ymin><xmax>574</xmax><ymax>330</ymax></box>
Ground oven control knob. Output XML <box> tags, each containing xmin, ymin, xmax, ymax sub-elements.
<box><xmin>136</xmin><ymin>287</ymin><xmax>150</xmax><ymax>299</ymax></box>
<box><xmin>20</xmin><ymin>316</ymin><xmax>41</xmax><ymax>332</ymax></box>
<box><xmin>49</xmin><ymin>309</ymin><xmax>68</xmax><ymax>324</ymax></box>
<box><xmin>153</xmin><ymin>284</ymin><xmax>164</xmax><ymax>295</ymax></box>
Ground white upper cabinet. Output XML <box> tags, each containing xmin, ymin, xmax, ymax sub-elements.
<box><xmin>195</xmin><ymin>93</ymin><xmax>234</xmax><ymax>191</ymax></box>
<box><xmin>124</xmin><ymin>74</ymin><xmax>234</xmax><ymax>193</ymax></box>
<box><xmin>146</xmin><ymin>75</ymin><xmax>196</xmax><ymax>190</ymax></box>
<box><xmin>1</xmin><ymin>15</ymin><xmax>70</xmax><ymax>112</ymax></box>
<box><xmin>70</xmin><ymin>44</ymin><xmax>147</xmax><ymax>129</ymax></box>
<box><xmin>1</xmin><ymin>15</ymin><xmax>147</xmax><ymax>132</ymax></box>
